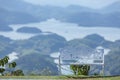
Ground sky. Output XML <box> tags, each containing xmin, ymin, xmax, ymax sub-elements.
<box><xmin>24</xmin><ymin>0</ymin><xmax>119</xmax><ymax>9</ymax></box>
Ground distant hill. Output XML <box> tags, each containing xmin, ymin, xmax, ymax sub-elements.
<box><xmin>0</xmin><ymin>0</ymin><xmax>120</xmax><ymax>27</ymax></box>
<box><xmin>58</xmin><ymin>11</ymin><xmax>120</xmax><ymax>27</ymax></box>
<box><xmin>100</xmin><ymin>1</ymin><xmax>120</xmax><ymax>13</ymax></box>
<box><xmin>0</xmin><ymin>0</ymin><xmax>46</xmax><ymax>21</ymax></box>
<box><xmin>16</xmin><ymin>53</ymin><xmax>58</xmax><ymax>75</ymax></box>
<box><xmin>0</xmin><ymin>35</ymin><xmax>13</xmax><ymax>58</ymax></box>
<box><xmin>63</xmin><ymin>34</ymin><xmax>105</xmax><ymax>55</ymax></box>
<box><xmin>0</xmin><ymin>35</ymin><xmax>11</xmax><ymax>42</ymax></box>
<box><xmin>0</xmin><ymin>7</ymin><xmax>39</xmax><ymax>25</ymax></box>
<box><xmin>17</xmin><ymin>27</ymin><xmax>42</xmax><ymax>34</ymax></box>
<box><xmin>0</xmin><ymin>33</ymin><xmax>120</xmax><ymax>75</ymax></box>
<box><xmin>10</xmin><ymin>34</ymin><xmax>67</xmax><ymax>75</ymax></box>
<box><xmin>0</xmin><ymin>0</ymin><xmax>35</xmax><ymax>13</ymax></box>
<box><xmin>0</xmin><ymin>33</ymin><xmax>67</xmax><ymax>75</ymax></box>
<box><xmin>61</xmin><ymin>34</ymin><xmax>120</xmax><ymax>75</ymax></box>
<box><xmin>105</xmin><ymin>48</ymin><xmax>120</xmax><ymax>75</ymax></box>
<box><xmin>0</xmin><ymin>25</ymin><xmax>13</xmax><ymax>31</ymax></box>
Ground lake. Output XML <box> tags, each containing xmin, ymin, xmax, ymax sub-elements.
<box><xmin>0</xmin><ymin>18</ymin><xmax>120</xmax><ymax>41</ymax></box>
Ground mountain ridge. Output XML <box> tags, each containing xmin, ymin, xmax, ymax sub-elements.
<box><xmin>100</xmin><ymin>1</ymin><xmax>120</xmax><ymax>13</ymax></box>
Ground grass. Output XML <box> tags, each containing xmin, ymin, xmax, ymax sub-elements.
<box><xmin>0</xmin><ymin>75</ymin><xmax>120</xmax><ymax>80</ymax></box>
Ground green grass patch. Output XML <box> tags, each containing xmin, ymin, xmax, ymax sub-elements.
<box><xmin>0</xmin><ymin>76</ymin><xmax>120</xmax><ymax>80</ymax></box>
<box><xmin>0</xmin><ymin>76</ymin><xmax>68</xmax><ymax>79</ymax></box>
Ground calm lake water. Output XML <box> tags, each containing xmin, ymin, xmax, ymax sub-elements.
<box><xmin>0</xmin><ymin>18</ymin><xmax>119</xmax><ymax>41</ymax></box>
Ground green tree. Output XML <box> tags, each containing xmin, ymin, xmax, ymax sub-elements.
<box><xmin>70</xmin><ymin>65</ymin><xmax>90</xmax><ymax>76</ymax></box>
<box><xmin>9</xmin><ymin>62</ymin><xmax>17</xmax><ymax>68</ymax></box>
<box><xmin>0</xmin><ymin>56</ymin><xmax>9</xmax><ymax>67</ymax></box>
<box><xmin>0</xmin><ymin>68</ymin><xmax>5</xmax><ymax>76</ymax></box>
<box><xmin>0</xmin><ymin>56</ymin><xmax>9</xmax><ymax>75</ymax></box>
<box><xmin>0</xmin><ymin>56</ymin><xmax>17</xmax><ymax>76</ymax></box>
<box><xmin>11</xmin><ymin>69</ymin><xmax>24</xmax><ymax>76</ymax></box>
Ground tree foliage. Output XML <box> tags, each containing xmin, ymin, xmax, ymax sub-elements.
<box><xmin>11</xmin><ymin>69</ymin><xmax>24</xmax><ymax>76</ymax></box>
<box><xmin>70</xmin><ymin>65</ymin><xmax>90</xmax><ymax>75</ymax></box>
<box><xmin>0</xmin><ymin>56</ymin><xmax>9</xmax><ymax>67</ymax></box>
<box><xmin>0</xmin><ymin>56</ymin><xmax>17</xmax><ymax>76</ymax></box>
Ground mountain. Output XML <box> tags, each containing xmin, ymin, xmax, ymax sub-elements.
<box><xmin>0</xmin><ymin>0</ymin><xmax>93</xmax><ymax>21</ymax></box>
<box><xmin>0</xmin><ymin>25</ymin><xmax>13</xmax><ymax>31</ymax></box>
<box><xmin>105</xmin><ymin>48</ymin><xmax>120</xmax><ymax>75</ymax></box>
<box><xmin>63</xmin><ymin>34</ymin><xmax>115</xmax><ymax>52</ymax></box>
<box><xmin>84</xmin><ymin>34</ymin><xmax>105</xmax><ymax>42</ymax></box>
<box><xmin>100</xmin><ymin>1</ymin><xmax>120</xmax><ymax>13</ymax></box>
<box><xmin>17</xmin><ymin>27</ymin><xmax>42</xmax><ymax>34</ymax></box>
<box><xmin>63</xmin><ymin>34</ymin><xmax>105</xmax><ymax>54</ymax></box>
<box><xmin>0</xmin><ymin>33</ymin><xmax>67</xmax><ymax>75</ymax></box>
<box><xmin>0</xmin><ymin>36</ymin><xmax>13</xmax><ymax>58</ymax></box>
<box><xmin>109</xmin><ymin>40</ymin><xmax>120</xmax><ymax>49</ymax></box>
<box><xmin>0</xmin><ymin>7</ymin><xmax>39</xmax><ymax>25</ymax></box>
<box><xmin>13</xmin><ymin>33</ymin><xmax>67</xmax><ymax>55</ymax></box>
<box><xmin>0</xmin><ymin>35</ymin><xmax>11</xmax><ymax>43</ymax></box>
<box><xmin>0</xmin><ymin>5</ymin><xmax>39</xmax><ymax>32</ymax></box>
<box><xmin>62</xmin><ymin>34</ymin><xmax>120</xmax><ymax>75</ymax></box>
<box><xmin>0</xmin><ymin>33</ymin><xmax>120</xmax><ymax>75</ymax></box>
<box><xmin>12</xmin><ymin>34</ymin><xmax>66</xmax><ymax>75</ymax></box>
<box><xmin>0</xmin><ymin>0</ymin><xmax>47</xmax><ymax>21</ymax></box>
<box><xmin>0</xmin><ymin>0</ymin><xmax>35</xmax><ymax>13</ymax></box>
<box><xmin>16</xmin><ymin>53</ymin><xmax>58</xmax><ymax>75</ymax></box>
<box><xmin>0</xmin><ymin>0</ymin><xmax>39</xmax><ymax>26</ymax></box>
<box><xmin>7</xmin><ymin>33</ymin><xmax>67</xmax><ymax>57</ymax></box>
<box><xmin>0</xmin><ymin>0</ymin><xmax>120</xmax><ymax>27</ymax></box>
<box><xmin>59</xmin><ymin>11</ymin><xmax>120</xmax><ymax>27</ymax></box>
